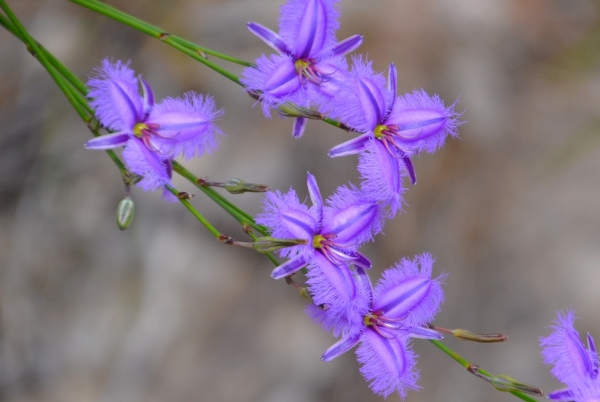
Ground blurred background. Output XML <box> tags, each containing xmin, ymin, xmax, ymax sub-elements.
<box><xmin>1</xmin><ymin>0</ymin><xmax>600</xmax><ymax>401</ymax></box>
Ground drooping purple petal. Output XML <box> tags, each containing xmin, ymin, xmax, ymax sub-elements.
<box><xmin>247</xmin><ymin>22</ymin><xmax>291</xmax><ymax>55</ymax></box>
<box><xmin>588</xmin><ymin>333</ymin><xmax>599</xmax><ymax>379</ymax></box>
<box><xmin>87</xmin><ymin>59</ymin><xmax>143</xmax><ymax>131</ymax></box>
<box><xmin>402</xmin><ymin>154</ymin><xmax>417</xmax><ymax>185</ymax></box>
<box><xmin>84</xmin><ymin>132</ymin><xmax>129</xmax><ymax>150</ymax></box>
<box><xmin>355</xmin><ymin>266</ymin><xmax>373</xmax><ymax>306</ymax></box>
<box><xmin>271</xmin><ymin>255</ymin><xmax>308</xmax><ymax>279</ymax></box>
<box><xmin>306</xmin><ymin>172</ymin><xmax>323</xmax><ymax>226</ymax></box>
<box><xmin>122</xmin><ymin>137</ymin><xmax>171</xmax><ymax>192</ymax></box>
<box><xmin>305</xmin><ymin>253</ymin><xmax>368</xmax><ymax>336</ymax></box>
<box><xmin>321</xmin><ymin>331</ymin><xmax>362</xmax><ymax>361</ymax></box>
<box><xmin>351</xmin><ymin>251</ymin><xmax>372</xmax><ymax>269</ymax></box>
<box><xmin>358</xmin><ymin>139</ymin><xmax>405</xmax><ymax>217</ymax></box>
<box><xmin>292</xmin><ymin>117</ymin><xmax>307</xmax><ymax>138</ymax></box>
<box><xmin>372</xmin><ymin>253</ymin><xmax>445</xmax><ymax>327</ymax></box>
<box><xmin>356</xmin><ymin>328</ymin><xmax>418</xmax><ymax>398</ymax></box>
<box><xmin>328</xmin><ymin>133</ymin><xmax>370</xmax><ymax>157</ymax></box>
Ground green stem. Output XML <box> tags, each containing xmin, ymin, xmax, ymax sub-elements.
<box><xmin>429</xmin><ymin>340</ymin><xmax>539</xmax><ymax>402</ymax></box>
<box><xmin>0</xmin><ymin>3</ymin><xmax>126</xmax><ymax>174</ymax></box>
<box><xmin>164</xmin><ymin>186</ymin><xmax>222</xmax><ymax>238</ymax></box>
<box><xmin>69</xmin><ymin>0</ymin><xmax>248</xmax><ymax>84</ymax></box>
<box><xmin>171</xmin><ymin>161</ymin><xmax>269</xmax><ymax>235</ymax></box>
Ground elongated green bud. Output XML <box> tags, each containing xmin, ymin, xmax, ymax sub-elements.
<box><xmin>451</xmin><ymin>329</ymin><xmax>508</xmax><ymax>342</ymax></box>
<box><xmin>252</xmin><ymin>236</ymin><xmax>307</xmax><ymax>253</ymax></box>
<box><xmin>116</xmin><ymin>197</ymin><xmax>135</xmax><ymax>230</ymax></box>
<box><xmin>491</xmin><ymin>375</ymin><xmax>543</xmax><ymax>396</ymax></box>
<box><xmin>224</xmin><ymin>179</ymin><xmax>269</xmax><ymax>194</ymax></box>
<box><xmin>277</xmin><ymin>102</ymin><xmax>322</xmax><ymax>119</ymax></box>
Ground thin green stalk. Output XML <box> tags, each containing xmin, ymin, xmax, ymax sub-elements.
<box><xmin>429</xmin><ymin>340</ymin><xmax>539</xmax><ymax>402</ymax></box>
<box><xmin>171</xmin><ymin>161</ymin><xmax>269</xmax><ymax>235</ymax></box>
<box><xmin>165</xmin><ymin>186</ymin><xmax>222</xmax><ymax>238</ymax></box>
<box><xmin>0</xmin><ymin>3</ymin><xmax>126</xmax><ymax>174</ymax></box>
<box><xmin>69</xmin><ymin>0</ymin><xmax>247</xmax><ymax>84</ymax></box>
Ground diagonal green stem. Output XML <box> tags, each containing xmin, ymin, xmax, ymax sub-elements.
<box><xmin>69</xmin><ymin>0</ymin><xmax>247</xmax><ymax>85</ymax></box>
<box><xmin>171</xmin><ymin>161</ymin><xmax>269</xmax><ymax>236</ymax></box>
<box><xmin>429</xmin><ymin>340</ymin><xmax>540</xmax><ymax>402</ymax></box>
<box><xmin>164</xmin><ymin>186</ymin><xmax>222</xmax><ymax>238</ymax></box>
<box><xmin>0</xmin><ymin>4</ymin><xmax>126</xmax><ymax>174</ymax></box>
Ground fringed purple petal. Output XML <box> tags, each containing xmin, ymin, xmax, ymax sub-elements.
<box><xmin>305</xmin><ymin>253</ymin><xmax>369</xmax><ymax>337</ymax></box>
<box><xmin>279</xmin><ymin>208</ymin><xmax>318</xmax><ymax>240</ymax></box>
<box><xmin>241</xmin><ymin>55</ymin><xmax>305</xmax><ymax>116</ymax></box>
<box><xmin>309</xmin><ymin>58</ymin><xmax>349</xmax><ymax>101</ymax></box>
<box><xmin>328</xmin><ymin>133</ymin><xmax>370</xmax><ymax>157</ymax></box>
<box><xmin>358</xmin><ymin>139</ymin><xmax>405</xmax><ymax>218</ymax></box>
<box><xmin>271</xmin><ymin>255</ymin><xmax>308</xmax><ymax>279</ymax></box>
<box><xmin>122</xmin><ymin>138</ymin><xmax>171</xmax><ymax>192</ymax></box>
<box><xmin>321</xmin><ymin>331</ymin><xmax>362</xmax><ymax>361</ymax></box>
<box><xmin>84</xmin><ymin>132</ymin><xmax>129</xmax><ymax>150</ymax></box>
<box><xmin>372</xmin><ymin>253</ymin><xmax>445</xmax><ymax>327</ymax></box>
<box><xmin>356</xmin><ymin>328</ymin><xmax>418</xmax><ymax>398</ymax></box>
<box><xmin>385</xmin><ymin>89</ymin><xmax>461</xmax><ymax>154</ymax></box>
<box><xmin>292</xmin><ymin>117</ymin><xmax>307</xmax><ymax>138</ymax></box>
<box><xmin>330</xmin><ymin>57</ymin><xmax>390</xmax><ymax>133</ymax></box>
<box><xmin>540</xmin><ymin>311</ymin><xmax>598</xmax><ymax>393</ymax></box>
<box><xmin>322</xmin><ymin>200</ymin><xmax>379</xmax><ymax>247</ymax></box>
<box><xmin>256</xmin><ymin>187</ymin><xmax>316</xmax><ymax>259</ymax></box>
<box><xmin>149</xmin><ymin>92</ymin><xmax>223</xmax><ymax>159</ymax></box>
<box><xmin>324</xmin><ymin>183</ymin><xmax>385</xmax><ymax>245</ymax></box>
<box><xmin>306</xmin><ymin>172</ymin><xmax>324</xmax><ymax>226</ymax></box>
<box><xmin>278</xmin><ymin>0</ymin><xmax>340</xmax><ymax>59</ymax></box>
<box><xmin>588</xmin><ymin>333</ymin><xmax>599</xmax><ymax>379</ymax></box>
<box><xmin>247</xmin><ymin>22</ymin><xmax>291</xmax><ymax>55</ymax></box>
<box><xmin>87</xmin><ymin>59</ymin><xmax>142</xmax><ymax>131</ymax></box>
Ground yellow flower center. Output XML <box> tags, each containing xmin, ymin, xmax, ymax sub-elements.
<box><xmin>374</xmin><ymin>124</ymin><xmax>387</xmax><ymax>140</ymax></box>
<box><xmin>312</xmin><ymin>234</ymin><xmax>326</xmax><ymax>249</ymax></box>
<box><xmin>133</xmin><ymin>122</ymin><xmax>149</xmax><ymax>138</ymax></box>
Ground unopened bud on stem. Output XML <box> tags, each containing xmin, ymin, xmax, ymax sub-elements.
<box><xmin>252</xmin><ymin>236</ymin><xmax>307</xmax><ymax>253</ymax></box>
<box><xmin>451</xmin><ymin>329</ymin><xmax>508</xmax><ymax>343</ymax></box>
<box><xmin>277</xmin><ymin>102</ymin><xmax>323</xmax><ymax>119</ymax></box>
<box><xmin>116</xmin><ymin>197</ymin><xmax>135</xmax><ymax>230</ymax></box>
<box><xmin>224</xmin><ymin>178</ymin><xmax>269</xmax><ymax>194</ymax></box>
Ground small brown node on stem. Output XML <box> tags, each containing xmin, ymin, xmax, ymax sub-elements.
<box><xmin>284</xmin><ymin>274</ymin><xmax>295</xmax><ymax>285</ymax></box>
<box><xmin>197</xmin><ymin>177</ymin><xmax>208</xmax><ymax>186</ymax></box>
<box><xmin>197</xmin><ymin>50</ymin><xmax>208</xmax><ymax>59</ymax></box>
<box><xmin>218</xmin><ymin>235</ymin><xmax>234</xmax><ymax>245</ymax></box>
<box><xmin>177</xmin><ymin>192</ymin><xmax>195</xmax><ymax>200</ymax></box>
<box><xmin>242</xmin><ymin>224</ymin><xmax>252</xmax><ymax>234</ymax></box>
<box><xmin>159</xmin><ymin>32</ymin><xmax>171</xmax><ymax>41</ymax></box>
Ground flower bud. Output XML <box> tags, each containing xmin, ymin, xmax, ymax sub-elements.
<box><xmin>116</xmin><ymin>197</ymin><xmax>135</xmax><ymax>230</ymax></box>
<box><xmin>277</xmin><ymin>102</ymin><xmax>322</xmax><ymax>119</ymax></box>
<box><xmin>224</xmin><ymin>178</ymin><xmax>269</xmax><ymax>194</ymax></box>
<box><xmin>451</xmin><ymin>329</ymin><xmax>508</xmax><ymax>343</ymax></box>
<box><xmin>491</xmin><ymin>375</ymin><xmax>543</xmax><ymax>396</ymax></box>
<box><xmin>252</xmin><ymin>236</ymin><xmax>307</xmax><ymax>253</ymax></box>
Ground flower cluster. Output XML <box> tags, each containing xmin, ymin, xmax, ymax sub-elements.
<box><xmin>84</xmin><ymin>59</ymin><xmax>223</xmax><ymax>200</ymax></box>
<box><xmin>540</xmin><ymin>311</ymin><xmax>600</xmax><ymax>401</ymax></box>
<box><xmin>248</xmin><ymin>0</ymin><xmax>460</xmax><ymax>398</ymax></box>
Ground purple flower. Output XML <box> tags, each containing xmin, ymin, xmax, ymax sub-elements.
<box><xmin>256</xmin><ymin>173</ymin><xmax>382</xmax><ymax>286</ymax></box>
<box><xmin>242</xmin><ymin>0</ymin><xmax>362</xmax><ymax>138</ymax></box>
<box><xmin>540</xmin><ymin>311</ymin><xmax>600</xmax><ymax>401</ymax></box>
<box><xmin>319</xmin><ymin>253</ymin><xmax>445</xmax><ymax>398</ymax></box>
<box><xmin>328</xmin><ymin>58</ymin><xmax>460</xmax><ymax>212</ymax></box>
<box><xmin>84</xmin><ymin>59</ymin><xmax>223</xmax><ymax>199</ymax></box>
